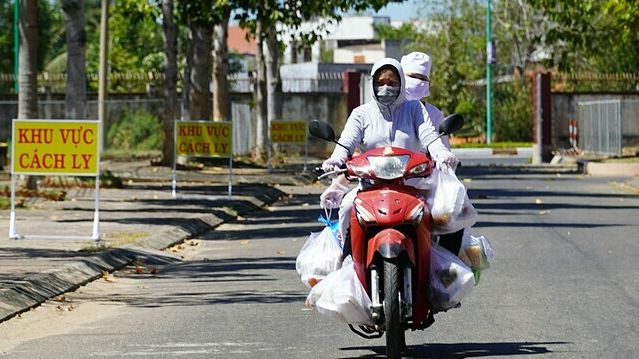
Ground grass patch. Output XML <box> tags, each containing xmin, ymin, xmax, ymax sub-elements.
<box><xmin>0</xmin><ymin>196</ymin><xmax>25</xmax><ymax>209</ymax></box>
<box><xmin>80</xmin><ymin>231</ymin><xmax>150</xmax><ymax>253</ymax></box>
<box><xmin>42</xmin><ymin>171</ymin><xmax>124</xmax><ymax>189</ymax></box>
<box><xmin>102</xmin><ymin>149</ymin><xmax>162</xmax><ymax>161</ymax></box>
<box><xmin>0</xmin><ymin>185</ymin><xmax>66</xmax><ymax>201</ymax></box>
<box><xmin>601</xmin><ymin>157</ymin><xmax>639</xmax><ymax>163</ymax></box>
<box><xmin>451</xmin><ymin>142</ymin><xmax>532</xmax><ymax>149</ymax></box>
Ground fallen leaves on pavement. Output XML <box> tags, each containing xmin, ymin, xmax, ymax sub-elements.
<box><xmin>102</xmin><ymin>272</ymin><xmax>116</xmax><ymax>282</ymax></box>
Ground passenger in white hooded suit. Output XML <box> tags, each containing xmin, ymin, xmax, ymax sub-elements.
<box><xmin>319</xmin><ymin>57</ymin><xmax>459</xmax><ymax>257</ymax></box>
<box><xmin>402</xmin><ymin>51</ymin><xmax>468</xmax><ymax>254</ymax></box>
<box><xmin>401</xmin><ymin>51</ymin><xmax>451</xmax><ymax>150</ymax></box>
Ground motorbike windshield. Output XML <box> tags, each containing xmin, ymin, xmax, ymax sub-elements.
<box><xmin>368</xmin><ymin>155</ymin><xmax>410</xmax><ymax>180</ymax></box>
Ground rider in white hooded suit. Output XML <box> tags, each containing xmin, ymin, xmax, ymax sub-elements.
<box><xmin>320</xmin><ymin>58</ymin><xmax>458</xmax><ymax>256</ymax></box>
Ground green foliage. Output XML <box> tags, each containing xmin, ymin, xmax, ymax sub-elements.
<box><xmin>107</xmin><ymin>109</ymin><xmax>163</xmax><ymax>151</ymax></box>
<box><xmin>0</xmin><ymin>0</ymin><xmax>60</xmax><ymax>92</ymax></box>
<box><xmin>405</xmin><ymin>0</ymin><xmax>487</xmax><ymax>134</ymax></box>
<box><xmin>233</xmin><ymin>0</ymin><xmax>404</xmax><ymax>46</ymax></box>
<box><xmin>493</xmin><ymin>80</ymin><xmax>533</xmax><ymax>142</ymax></box>
<box><xmin>527</xmin><ymin>0</ymin><xmax>639</xmax><ymax>72</ymax></box>
<box><xmin>374</xmin><ymin>22</ymin><xmax>416</xmax><ymax>41</ymax></box>
<box><xmin>83</xmin><ymin>0</ymin><xmax>163</xmax><ymax>91</ymax></box>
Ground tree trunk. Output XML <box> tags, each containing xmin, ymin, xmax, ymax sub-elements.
<box><xmin>62</xmin><ymin>0</ymin><xmax>87</xmax><ymax>120</ymax></box>
<box><xmin>181</xmin><ymin>30</ymin><xmax>193</xmax><ymax>121</ymax></box>
<box><xmin>254</xmin><ymin>9</ymin><xmax>268</xmax><ymax>160</ymax></box>
<box><xmin>18</xmin><ymin>0</ymin><xmax>38</xmax><ymax>120</ymax></box>
<box><xmin>265</xmin><ymin>26</ymin><xmax>282</xmax><ymax>123</ymax></box>
<box><xmin>161</xmin><ymin>0</ymin><xmax>177</xmax><ymax>165</ymax></box>
<box><xmin>19</xmin><ymin>0</ymin><xmax>38</xmax><ymax>190</ymax></box>
<box><xmin>189</xmin><ymin>24</ymin><xmax>212</xmax><ymax>121</ymax></box>
<box><xmin>212</xmin><ymin>8</ymin><xmax>230</xmax><ymax>122</ymax></box>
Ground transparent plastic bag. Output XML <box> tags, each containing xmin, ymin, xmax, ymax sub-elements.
<box><xmin>427</xmin><ymin>167</ymin><xmax>466</xmax><ymax>227</ymax></box>
<box><xmin>431</xmin><ymin>194</ymin><xmax>478</xmax><ymax>235</ymax></box>
<box><xmin>307</xmin><ymin>259</ymin><xmax>373</xmax><ymax>325</ymax></box>
<box><xmin>458</xmin><ymin>229</ymin><xmax>495</xmax><ymax>284</ymax></box>
<box><xmin>428</xmin><ymin>241</ymin><xmax>475</xmax><ymax>312</ymax></box>
<box><xmin>296</xmin><ymin>210</ymin><xmax>343</xmax><ymax>289</ymax></box>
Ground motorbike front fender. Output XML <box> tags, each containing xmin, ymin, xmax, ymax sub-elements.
<box><xmin>366</xmin><ymin>228</ymin><xmax>416</xmax><ymax>268</ymax></box>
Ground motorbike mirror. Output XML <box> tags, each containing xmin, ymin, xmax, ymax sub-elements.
<box><xmin>309</xmin><ymin>120</ymin><xmax>353</xmax><ymax>158</ymax></box>
<box><xmin>438</xmin><ymin>113</ymin><xmax>465</xmax><ymax>135</ymax></box>
<box><xmin>309</xmin><ymin>120</ymin><xmax>336</xmax><ymax>142</ymax></box>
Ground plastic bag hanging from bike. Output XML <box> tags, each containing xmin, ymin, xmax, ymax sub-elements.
<box><xmin>296</xmin><ymin>209</ymin><xmax>343</xmax><ymax>289</ymax></box>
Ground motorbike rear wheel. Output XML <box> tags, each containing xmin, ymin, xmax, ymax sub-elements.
<box><xmin>383</xmin><ymin>260</ymin><xmax>405</xmax><ymax>358</ymax></box>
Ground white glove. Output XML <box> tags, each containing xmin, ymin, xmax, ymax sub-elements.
<box><xmin>322</xmin><ymin>157</ymin><xmax>343</xmax><ymax>173</ymax></box>
<box><xmin>435</xmin><ymin>150</ymin><xmax>459</xmax><ymax>171</ymax></box>
<box><xmin>320</xmin><ymin>179</ymin><xmax>349</xmax><ymax>209</ymax></box>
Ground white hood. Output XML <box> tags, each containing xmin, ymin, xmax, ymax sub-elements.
<box><xmin>370</xmin><ymin>58</ymin><xmax>406</xmax><ymax>111</ymax></box>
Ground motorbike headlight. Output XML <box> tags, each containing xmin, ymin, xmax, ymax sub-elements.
<box><xmin>405</xmin><ymin>202</ymin><xmax>424</xmax><ymax>224</ymax></box>
<box><xmin>368</xmin><ymin>155</ymin><xmax>410</xmax><ymax>180</ymax></box>
<box><xmin>349</xmin><ymin>163</ymin><xmax>372</xmax><ymax>177</ymax></box>
<box><xmin>409</xmin><ymin>163</ymin><xmax>428</xmax><ymax>175</ymax></box>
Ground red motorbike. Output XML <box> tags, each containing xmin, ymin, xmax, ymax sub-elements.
<box><xmin>309</xmin><ymin>114</ymin><xmax>464</xmax><ymax>358</ymax></box>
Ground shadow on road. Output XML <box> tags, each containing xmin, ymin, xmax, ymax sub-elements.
<box><xmin>99</xmin><ymin>256</ymin><xmax>306</xmax><ymax>308</ymax></box>
<box><xmin>340</xmin><ymin>341</ymin><xmax>570</xmax><ymax>358</ymax></box>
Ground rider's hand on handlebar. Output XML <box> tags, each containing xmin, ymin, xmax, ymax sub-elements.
<box><xmin>322</xmin><ymin>157</ymin><xmax>343</xmax><ymax>173</ymax></box>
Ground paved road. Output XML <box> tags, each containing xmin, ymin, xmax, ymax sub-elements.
<box><xmin>1</xmin><ymin>168</ymin><xmax>638</xmax><ymax>358</ymax></box>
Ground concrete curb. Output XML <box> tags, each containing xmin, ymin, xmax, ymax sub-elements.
<box><xmin>578</xmin><ymin>160</ymin><xmax>639</xmax><ymax>177</ymax></box>
<box><xmin>0</xmin><ymin>185</ymin><xmax>285</xmax><ymax>323</ymax></box>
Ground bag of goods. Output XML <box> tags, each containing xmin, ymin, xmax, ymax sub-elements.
<box><xmin>306</xmin><ymin>258</ymin><xmax>373</xmax><ymax>325</ymax></box>
<box><xmin>431</xmin><ymin>194</ymin><xmax>478</xmax><ymax>235</ymax></box>
<box><xmin>426</xmin><ymin>168</ymin><xmax>477</xmax><ymax>235</ymax></box>
<box><xmin>428</xmin><ymin>167</ymin><xmax>465</xmax><ymax>225</ymax></box>
<box><xmin>296</xmin><ymin>212</ymin><xmax>342</xmax><ymax>289</ymax></box>
<box><xmin>428</xmin><ymin>241</ymin><xmax>475</xmax><ymax>312</ymax></box>
<box><xmin>458</xmin><ymin>229</ymin><xmax>495</xmax><ymax>284</ymax></box>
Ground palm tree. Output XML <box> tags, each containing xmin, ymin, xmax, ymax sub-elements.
<box><xmin>18</xmin><ymin>0</ymin><xmax>38</xmax><ymax>190</ymax></box>
<box><xmin>62</xmin><ymin>0</ymin><xmax>87</xmax><ymax>120</ymax></box>
<box><xmin>161</xmin><ymin>0</ymin><xmax>177</xmax><ymax>165</ymax></box>
<box><xmin>18</xmin><ymin>0</ymin><xmax>37</xmax><ymax>121</ymax></box>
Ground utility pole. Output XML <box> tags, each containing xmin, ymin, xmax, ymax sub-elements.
<box><xmin>98</xmin><ymin>0</ymin><xmax>109</xmax><ymax>151</ymax></box>
<box><xmin>485</xmin><ymin>0</ymin><xmax>493</xmax><ymax>144</ymax></box>
<box><xmin>14</xmin><ymin>0</ymin><xmax>19</xmax><ymax>94</ymax></box>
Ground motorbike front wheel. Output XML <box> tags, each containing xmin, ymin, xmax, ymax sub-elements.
<box><xmin>383</xmin><ymin>260</ymin><xmax>405</xmax><ymax>358</ymax></box>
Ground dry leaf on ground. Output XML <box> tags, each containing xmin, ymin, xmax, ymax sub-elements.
<box><xmin>102</xmin><ymin>272</ymin><xmax>116</xmax><ymax>282</ymax></box>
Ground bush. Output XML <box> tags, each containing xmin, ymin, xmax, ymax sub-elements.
<box><xmin>493</xmin><ymin>81</ymin><xmax>533</xmax><ymax>142</ymax></box>
<box><xmin>107</xmin><ymin>109</ymin><xmax>163</xmax><ymax>151</ymax></box>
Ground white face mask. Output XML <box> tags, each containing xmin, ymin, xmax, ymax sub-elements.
<box><xmin>404</xmin><ymin>76</ymin><xmax>430</xmax><ymax>101</ymax></box>
<box><xmin>375</xmin><ymin>85</ymin><xmax>400</xmax><ymax>105</ymax></box>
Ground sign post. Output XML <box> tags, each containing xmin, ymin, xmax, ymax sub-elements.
<box><xmin>174</xmin><ymin>121</ymin><xmax>233</xmax><ymax>199</ymax></box>
<box><xmin>10</xmin><ymin>119</ymin><xmax>100</xmax><ymax>240</ymax></box>
<box><xmin>270</xmin><ymin>120</ymin><xmax>308</xmax><ymax>172</ymax></box>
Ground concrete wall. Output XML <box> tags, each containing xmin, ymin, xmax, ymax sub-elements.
<box><xmin>552</xmin><ymin>93</ymin><xmax>639</xmax><ymax>150</ymax></box>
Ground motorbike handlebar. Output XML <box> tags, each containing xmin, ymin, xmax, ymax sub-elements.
<box><xmin>318</xmin><ymin>168</ymin><xmax>347</xmax><ymax>180</ymax></box>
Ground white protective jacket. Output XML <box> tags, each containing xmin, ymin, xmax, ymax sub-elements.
<box><xmin>327</xmin><ymin>58</ymin><xmax>449</xmax><ymax>164</ymax></box>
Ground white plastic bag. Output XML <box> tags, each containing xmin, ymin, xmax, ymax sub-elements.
<box><xmin>458</xmin><ymin>229</ymin><xmax>495</xmax><ymax>284</ymax></box>
<box><xmin>307</xmin><ymin>259</ymin><xmax>373</xmax><ymax>325</ymax></box>
<box><xmin>428</xmin><ymin>241</ymin><xmax>475</xmax><ymax>312</ymax></box>
<box><xmin>431</xmin><ymin>194</ymin><xmax>478</xmax><ymax>235</ymax></box>
<box><xmin>428</xmin><ymin>167</ymin><xmax>466</xmax><ymax>226</ymax></box>
<box><xmin>424</xmin><ymin>167</ymin><xmax>478</xmax><ymax>235</ymax></box>
<box><xmin>296</xmin><ymin>225</ymin><xmax>342</xmax><ymax>289</ymax></box>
